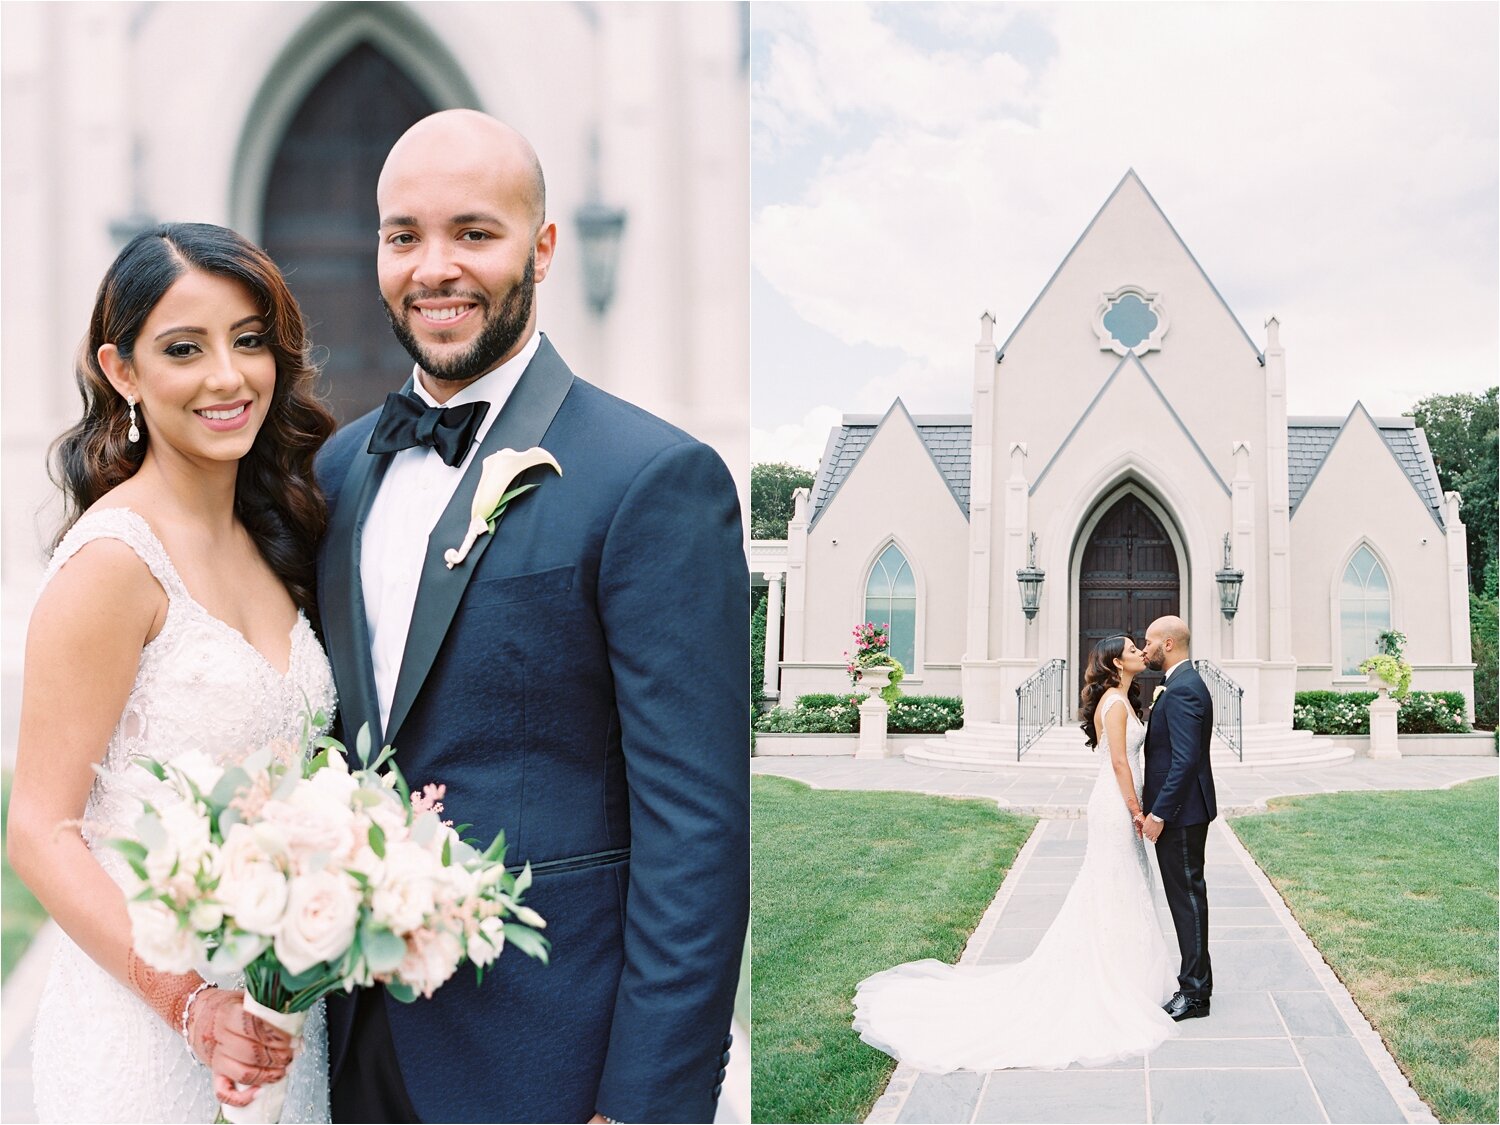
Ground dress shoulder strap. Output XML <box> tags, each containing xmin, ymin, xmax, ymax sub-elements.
<box><xmin>41</xmin><ymin>508</ymin><xmax>189</xmax><ymax>602</ymax></box>
<box><xmin>1098</xmin><ymin>692</ymin><xmax>1128</xmax><ymax>720</ymax></box>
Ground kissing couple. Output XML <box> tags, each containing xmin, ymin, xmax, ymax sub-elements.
<box><xmin>853</xmin><ymin>617</ymin><xmax>1217</xmax><ymax>1073</ymax></box>
<box><xmin>13</xmin><ymin>109</ymin><xmax>747</xmax><ymax>1123</ymax></box>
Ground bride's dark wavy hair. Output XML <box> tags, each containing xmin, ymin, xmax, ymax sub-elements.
<box><xmin>1079</xmin><ymin>635</ymin><xmax>1142</xmax><ymax>749</ymax></box>
<box><xmin>49</xmin><ymin>223</ymin><xmax>336</xmax><ymax>624</ymax></box>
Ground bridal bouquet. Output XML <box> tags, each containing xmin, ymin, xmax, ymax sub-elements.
<box><xmin>106</xmin><ymin>713</ymin><xmax>549</xmax><ymax>1124</ymax></box>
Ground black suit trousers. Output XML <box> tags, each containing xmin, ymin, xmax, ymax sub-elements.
<box><xmin>1154</xmin><ymin>822</ymin><xmax>1212</xmax><ymax>1000</ymax></box>
<box><xmin>330</xmin><ymin>988</ymin><xmax>423</xmax><ymax>1124</ymax></box>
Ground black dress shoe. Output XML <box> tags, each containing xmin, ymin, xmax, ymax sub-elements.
<box><xmin>1163</xmin><ymin>992</ymin><xmax>1210</xmax><ymax>1021</ymax></box>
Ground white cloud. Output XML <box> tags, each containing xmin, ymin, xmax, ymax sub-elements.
<box><xmin>753</xmin><ymin>2</ymin><xmax>1498</xmax><ymax>422</ymax></box>
<box><xmin>751</xmin><ymin>404</ymin><xmax>844</xmax><ymax>470</ymax></box>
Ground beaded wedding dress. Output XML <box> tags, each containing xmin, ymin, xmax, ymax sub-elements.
<box><xmin>852</xmin><ymin>694</ymin><xmax>1178</xmax><ymax>1072</ymax></box>
<box><xmin>30</xmin><ymin>509</ymin><xmax>335</xmax><ymax>1123</ymax></box>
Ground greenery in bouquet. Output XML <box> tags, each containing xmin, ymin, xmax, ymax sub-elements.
<box><xmin>106</xmin><ymin>712</ymin><xmax>550</xmax><ymax>1018</ymax></box>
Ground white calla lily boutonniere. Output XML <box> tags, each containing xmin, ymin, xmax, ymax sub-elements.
<box><xmin>443</xmin><ymin>447</ymin><xmax>562</xmax><ymax>569</ymax></box>
<box><xmin>1152</xmin><ymin>685</ymin><xmax>1166</xmax><ymax>704</ymax></box>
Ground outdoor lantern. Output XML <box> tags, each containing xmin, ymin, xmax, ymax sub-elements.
<box><xmin>1016</xmin><ymin>532</ymin><xmax>1045</xmax><ymax>621</ymax></box>
<box><xmin>574</xmin><ymin>200</ymin><xmax>627</xmax><ymax>316</ymax></box>
<box><xmin>1216</xmin><ymin>533</ymin><xmax>1244</xmax><ymax>620</ymax></box>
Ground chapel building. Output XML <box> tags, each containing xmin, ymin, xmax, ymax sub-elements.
<box><xmin>756</xmin><ymin>172</ymin><xmax>1474</xmax><ymax>765</ymax></box>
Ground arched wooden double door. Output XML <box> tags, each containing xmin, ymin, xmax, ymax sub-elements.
<box><xmin>1077</xmin><ymin>493</ymin><xmax>1180</xmax><ymax>699</ymax></box>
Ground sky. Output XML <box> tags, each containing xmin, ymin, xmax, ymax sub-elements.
<box><xmin>750</xmin><ymin>2</ymin><xmax>1499</xmax><ymax>469</ymax></box>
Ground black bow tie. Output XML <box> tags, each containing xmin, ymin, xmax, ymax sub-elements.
<box><xmin>367</xmin><ymin>392</ymin><xmax>490</xmax><ymax>467</ymax></box>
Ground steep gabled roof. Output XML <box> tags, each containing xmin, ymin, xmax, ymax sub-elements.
<box><xmin>1288</xmin><ymin>407</ymin><xmax>1445</xmax><ymax>527</ymax></box>
<box><xmin>998</xmin><ymin>169</ymin><xmax>1263</xmax><ymax>363</ymax></box>
<box><xmin>809</xmin><ymin>407</ymin><xmax>1447</xmax><ymax>529</ymax></box>
<box><xmin>807</xmin><ymin>402</ymin><xmax>970</xmax><ymax>525</ymax></box>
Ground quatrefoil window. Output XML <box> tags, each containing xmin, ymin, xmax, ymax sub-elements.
<box><xmin>1093</xmin><ymin>286</ymin><xmax>1169</xmax><ymax>356</ymax></box>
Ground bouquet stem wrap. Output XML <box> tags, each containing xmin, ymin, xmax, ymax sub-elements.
<box><xmin>217</xmin><ymin>996</ymin><xmax>308</xmax><ymax>1125</ymax></box>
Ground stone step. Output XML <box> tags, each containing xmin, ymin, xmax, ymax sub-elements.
<box><xmin>908</xmin><ymin>721</ymin><xmax>1356</xmax><ymax>771</ymax></box>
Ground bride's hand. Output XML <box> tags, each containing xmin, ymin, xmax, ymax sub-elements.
<box><xmin>185</xmin><ymin>987</ymin><xmax>296</xmax><ymax>1108</ymax></box>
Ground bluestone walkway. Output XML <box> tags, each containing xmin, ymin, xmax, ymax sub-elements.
<box><xmin>753</xmin><ymin>754</ymin><xmax>1496</xmax><ymax>1124</ymax></box>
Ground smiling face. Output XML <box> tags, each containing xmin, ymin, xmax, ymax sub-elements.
<box><xmin>99</xmin><ymin>267</ymin><xmax>277</xmax><ymax>466</ymax></box>
<box><xmin>376</xmin><ymin>113</ymin><xmax>555</xmax><ymax>394</ymax></box>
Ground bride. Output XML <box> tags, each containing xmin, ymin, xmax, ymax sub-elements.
<box><xmin>8</xmin><ymin>223</ymin><xmax>338</xmax><ymax>1122</ymax></box>
<box><xmin>852</xmin><ymin>635</ymin><xmax>1179</xmax><ymax>1072</ymax></box>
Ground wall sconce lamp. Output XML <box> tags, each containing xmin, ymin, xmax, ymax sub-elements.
<box><xmin>1016</xmin><ymin>532</ymin><xmax>1045</xmax><ymax>621</ymax></box>
<box><xmin>1216</xmin><ymin>533</ymin><xmax>1244</xmax><ymax>620</ymax></box>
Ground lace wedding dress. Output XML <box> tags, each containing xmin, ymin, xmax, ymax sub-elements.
<box><xmin>852</xmin><ymin>693</ymin><xmax>1178</xmax><ymax>1072</ymax></box>
<box><xmin>31</xmin><ymin>508</ymin><xmax>335</xmax><ymax>1123</ymax></box>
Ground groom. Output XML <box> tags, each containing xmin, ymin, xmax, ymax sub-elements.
<box><xmin>315</xmin><ymin>110</ymin><xmax>748</xmax><ymax>1123</ymax></box>
<box><xmin>1139</xmin><ymin>615</ymin><xmax>1216</xmax><ymax>1021</ymax></box>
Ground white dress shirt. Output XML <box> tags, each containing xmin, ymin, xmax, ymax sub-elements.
<box><xmin>360</xmin><ymin>330</ymin><xmax>542</xmax><ymax>733</ymax></box>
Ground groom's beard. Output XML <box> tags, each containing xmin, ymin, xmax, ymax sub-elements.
<box><xmin>1145</xmin><ymin>652</ymin><xmax>1165</xmax><ymax>671</ymax></box>
<box><xmin>382</xmin><ymin>252</ymin><xmax>535</xmax><ymax>385</ymax></box>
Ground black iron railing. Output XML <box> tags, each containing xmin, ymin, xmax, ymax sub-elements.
<box><xmin>1193</xmin><ymin>659</ymin><xmax>1244</xmax><ymax>761</ymax></box>
<box><xmin>1016</xmin><ymin>658</ymin><xmax>1068</xmax><ymax>761</ymax></box>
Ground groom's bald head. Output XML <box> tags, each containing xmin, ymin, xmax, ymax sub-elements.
<box><xmin>378</xmin><ymin>109</ymin><xmax>547</xmax><ymax>235</ymax></box>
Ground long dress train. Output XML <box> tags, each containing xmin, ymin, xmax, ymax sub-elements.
<box><xmin>851</xmin><ymin>694</ymin><xmax>1177</xmax><ymax>1072</ymax></box>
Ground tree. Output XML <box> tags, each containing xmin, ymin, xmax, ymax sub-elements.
<box><xmin>750</xmin><ymin>462</ymin><xmax>816</xmax><ymax>540</ymax></box>
<box><xmin>1408</xmin><ymin>388</ymin><xmax>1497</xmax><ymax>595</ymax></box>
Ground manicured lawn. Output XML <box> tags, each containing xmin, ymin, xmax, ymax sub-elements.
<box><xmin>751</xmin><ymin>776</ymin><xmax>1035</xmax><ymax>1124</ymax></box>
<box><xmin>2</xmin><ymin>769</ymin><xmax>50</xmax><ymax>981</ymax></box>
<box><xmin>1231</xmin><ymin>778</ymin><xmax>1498</xmax><ymax>1124</ymax></box>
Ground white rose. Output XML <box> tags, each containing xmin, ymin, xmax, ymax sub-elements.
<box><xmin>273</xmin><ymin>870</ymin><xmax>360</xmax><ymax>974</ymax></box>
<box><xmin>220</xmin><ymin>825</ymin><xmax>291</xmax><ymax>935</ymax></box>
<box><xmin>370</xmin><ymin>842</ymin><xmax>440</xmax><ymax>934</ymax></box>
<box><xmin>260</xmin><ymin>790</ymin><xmax>357</xmax><ymax>868</ymax></box>
<box><xmin>168</xmin><ymin>749</ymin><xmax>225</xmax><ymax>799</ymax></box>
<box><xmin>128</xmin><ymin>900</ymin><xmax>203</xmax><ymax>974</ymax></box>
<box><xmin>147</xmin><ymin>799</ymin><xmax>213</xmax><ymax>885</ymax></box>
<box><xmin>395</xmin><ymin>928</ymin><xmax>462</xmax><ymax>999</ymax></box>
<box><xmin>467</xmin><ymin>916</ymin><xmax>505</xmax><ymax>967</ymax></box>
<box><xmin>188</xmin><ymin>902</ymin><xmax>224</xmax><ymax>932</ymax></box>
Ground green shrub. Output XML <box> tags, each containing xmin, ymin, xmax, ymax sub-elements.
<box><xmin>1293</xmin><ymin>690</ymin><xmax>1469</xmax><ymax>735</ymax></box>
<box><xmin>888</xmin><ymin>696</ymin><xmax>964</xmax><ymax>734</ymax></box>
<box><xmin>752</xmin><ymin>694</ymin><xmax>965</xmax><ymax>735</ymax></box>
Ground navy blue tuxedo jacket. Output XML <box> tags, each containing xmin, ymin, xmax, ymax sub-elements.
<box><xmin>1142</xmin><ymin>663</ymin><xmax>1218</xmax><ymax>828</ymax></box>
<box><xmin>314</xmin><ymin>337</ymin><xmax>749</xmax><ymax>1123</ymax></box>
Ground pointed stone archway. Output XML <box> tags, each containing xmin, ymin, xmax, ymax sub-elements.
<box><xmin>1075</xmin><ymin>491</ymin><xmax>1182</xmax><ymax>699</ymax></box>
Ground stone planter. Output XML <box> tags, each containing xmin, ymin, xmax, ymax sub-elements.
<box><xmin>859</xmin><ymin>665</ymin><xmax>893</xmax><ymax>695</ymax></box>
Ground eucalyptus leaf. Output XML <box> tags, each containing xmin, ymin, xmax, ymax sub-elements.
<box><xmin>502</xmin><ymin>923</ymin><xmax>551</xmax><ymax>965</ymax></box>
<box><xmin>385</xmin><ymin>979</ymin><xmax>417</xmax><ymax>1004</ymax></box>
<box><xmin>368</xmin><ymin>823</ymin><xmax>386</xmax><ymax>859</ymax></box>
<box><xmin>361</xmin><ymin>925</ymin><xmax>406</xmax><ymax>974</ymax></box>
<box><xmin>355</xmin><ymin>723</ymin><xmax>373</xmax><ymax>767</ymax></box>
<box><xmin>210</xmin><ymin>767</ymin><xmax>250</xmax><ymax>807</ymax></box>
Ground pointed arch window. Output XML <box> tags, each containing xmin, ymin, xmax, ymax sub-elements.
<box><xmin>1339</xmin><ymin>546</ymin><xmax>1391</xmax><ymax>674</ymax></box>
<box><xmin>865</xmin><ymin>543</ymin><xmax>916</xmax><ymax>672</ymax></box>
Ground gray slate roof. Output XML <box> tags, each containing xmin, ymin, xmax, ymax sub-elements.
<box><xmin>809</xmin><ymin>412</ymin><xmax>971</xmax><ymax>525</ymax></box>
<box><xmin>809</xmin><ymin>411</ymin><xmax>1445</xmax><ymax>529</ymax></box>
<box><xmin>1285</xmin><ymin>414</ymin><xmax>1444</xmax><ymax>525</ymax></box>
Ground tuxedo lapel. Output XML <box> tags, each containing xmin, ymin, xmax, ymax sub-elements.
<box><xmin>384</xmin><ymin>337</ymin><xmax>574</xmax><ymax>749</ymax></box>
<box><xmin>322</xmin><ymin>433</ymin><xmax>394</xmax><ymax>749</ymax></box>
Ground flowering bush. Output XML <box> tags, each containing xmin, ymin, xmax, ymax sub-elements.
<box><xmin>753</xmin><ymin>694</ymin><xmax>963</xmax><ymax>735</ymax></box>
<box><xmin>1292</xmin><ymin>690</ymin><xmax>1469</xmax><ymax>735</ymax></box>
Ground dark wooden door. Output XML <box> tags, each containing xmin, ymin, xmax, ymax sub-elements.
<box><xmin>1078</xmin><ymin>494</ymin><xmax>1180</xmax><ymax>698</ymax></box>
<box><xmin>261</xmin><ymin>43</ymin><xmax>439</xmax><ymax>425</ymax></box>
